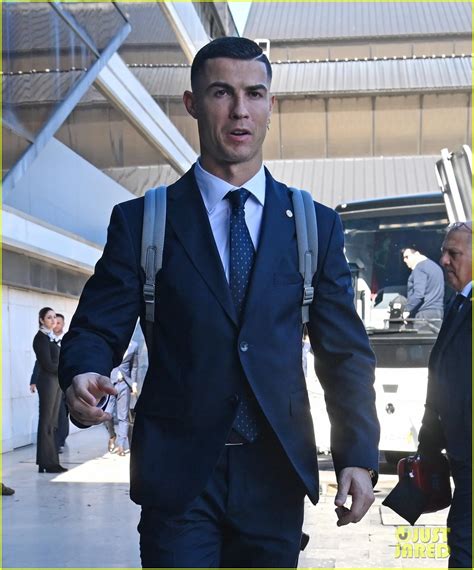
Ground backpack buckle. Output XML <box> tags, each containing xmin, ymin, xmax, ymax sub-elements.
<box><xmin>143</xmin><ymin>282</ymin><xmax>155</xmax><ymax>304</ymax></box>
<box><xmin>303</xmin><ymin>285</ymin><xmax>314</xmax><ymax>305</ymax></box>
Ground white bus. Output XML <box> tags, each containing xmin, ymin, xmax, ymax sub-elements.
<box><xmin>336</xmin><ymin>192</ymin><xmax>450</xmax><ymax>463</ymax></box>
<box><xmin>306</xmin><ymin>146</ymin><xmax>471</xmax><ymax>463</ymax></box>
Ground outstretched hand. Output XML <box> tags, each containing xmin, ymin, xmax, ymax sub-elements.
<box><xmin>334</xmin><ymin>467</ymin><xmax>374</xmax><ymax>526</ymax></box>
<box><xmin>66</xmin><ymin>373</ymin><xmax>117</xmax><ymax>426</ymax></box>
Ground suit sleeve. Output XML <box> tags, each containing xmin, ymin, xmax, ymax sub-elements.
<box><xmin>30</xmin><ymin>360</ymin><xmax>40</xmax><ymax>384</ymax></box>
<box><xmin>417</xmin><ymin>373</ymin><xmax>446</xmax><ymax>457</ymax></box>
<box><xmin>307</xmin><ymin>210</ymin><xmax>380</xmax><ymax>477</ymax></box>
<box><xmin>59</xmin><ymin>203</ymin><xmax>143</xmax><ymax>392</ymax></box>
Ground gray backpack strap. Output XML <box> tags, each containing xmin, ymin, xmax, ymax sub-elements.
<box><xmin>290</xmin><ymin>188</ymin><xmax>318</xmax><ymax>324</ymax></box>
<box><xmin>141</xmin><ymin>185</ymin><xmax>167</xmax><ymax>344</ymax></box>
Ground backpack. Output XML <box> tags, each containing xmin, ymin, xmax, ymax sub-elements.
<box><xmin>141</xmin><ymin>185</ymin><xmax>318</xmax><ymax>344</ymax></box>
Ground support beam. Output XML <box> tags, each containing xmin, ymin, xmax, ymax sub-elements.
<box><xmin>160</xmin><ymin>2</ymin><xmax>209</xmax><ymax>62</ymax></box>
<box><xmin>95</xmin><ymin>54</ymin><xmax>197</xmax><ymax>175</ymax></box>
<box><xmin>2</xmin><ymin>22</ymin><xmax>131</xmax><ymax>195</ymax></box>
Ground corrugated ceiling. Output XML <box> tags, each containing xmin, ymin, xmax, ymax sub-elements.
<box><xmin>244</xmin><ymin>2</ymin><xmax>471</xmax><ymax>42</ymax></box>
<box><xmin>7</xmin><ymin>55</ymin><xmax>469</xmax><ymax>104</ymax></box>
<box><xmin>264</xmin><ymin>155</ymin><xmax>440</xmax><ymax>207</ymax></box>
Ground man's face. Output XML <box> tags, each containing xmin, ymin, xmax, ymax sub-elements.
<box><xmin>183</xmin><ymin>57</ymin><xmax>274</xmax><ymax>176</ymax></box>
<box><xmin>440</xmin><ymin>230</ymin><xmax>472</xmax><ymax>291</ymax></box>
<box><xmin>402</xmin><ymin>250</ymin><xmax>416</xmax><ymax>270</ymax></box>
<box><xmin>53</xmin><ymin>316</ymin><xmax>64</xmax><ymax>335</ymax></box>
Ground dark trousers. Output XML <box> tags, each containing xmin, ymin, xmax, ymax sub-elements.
<box><xmin>55</xmin><ymin>393</ymin><xmax>69</xmax><ymax>449</ymax></box>
<box><xmin>448</xmin><ymin>463</ymin><xmax>472</xmax><ymax>568</ymax></box>
<box><xmin>36</xmin><ymin>377</ymin><xmax>62</xmax><ymax>468</ymax></box>
<box><xmin>138</xmin><ymin>431</ymin><xmax>306</xmax><ymax>568</ymax></box>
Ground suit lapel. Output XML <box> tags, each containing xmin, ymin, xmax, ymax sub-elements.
<box><xmin>166</xmin><ymin>167</ymin><xmax>238</xmax><ymax>326</ymax></box>
<box><xmin>242</xmin><ymin>171</ymin><xmax>295</xmax><ymax>323</ymax></box>
<box><xmin>436</xmin><ymin>292</ymin><xmax>472</xmax><ymax>353</ymax></box>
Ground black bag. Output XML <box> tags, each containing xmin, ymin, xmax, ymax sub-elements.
<box><xmin>382</xmin><ymin>454</ymin><xmax>452</xmax><ymax>525</ymax></box>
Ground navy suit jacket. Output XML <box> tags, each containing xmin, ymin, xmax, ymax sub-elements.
<box><xmin>418</xmin><ymin>290</ymin><xmax>472</xmax><ymax>471</ymax></box>
<box><xmin>59</xmin><ymin>166</ymin><xmax>379</xmax><ymax>513</ymax></box>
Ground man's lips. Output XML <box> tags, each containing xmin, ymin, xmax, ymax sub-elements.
<box><xmin>228</xmin><ymin>129</ymin><xmax>251</xmax><ymax>137</ymax></box>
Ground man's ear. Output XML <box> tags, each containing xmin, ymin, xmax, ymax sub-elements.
<box><xmin>269</xmin><ymin>94</ymin><xmax>276</xmax><ymax>114</ymax></box>
<box><xmin>183</xmin><ymin>90</ymin><xmax>198</xmax><ymax>119</ymax></box>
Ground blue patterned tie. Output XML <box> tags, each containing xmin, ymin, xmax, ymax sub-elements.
<box><xmin>227</xmin><ymin>189</ymin><xmax>255</xmax><ymax>317</ymax></box>
<box><xmin>226</xmin><ymin>189</ymin><xmax>259</xmax><ymax>442</ymax></box>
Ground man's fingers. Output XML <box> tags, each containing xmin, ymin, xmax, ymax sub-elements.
<box><xmin>335</xmin><ymin>467</ymin><xmax>375</xmax><ymax>526</ymax></box>
<box><xmin>97</xmin><ymin>376</ymin><xmax>118</xmax><ymax>396</ymax></box>
<box><xmin>69</xmin><ymin>398</ymin><xmax>111</xmax><ymax>426</ymax></box>
<box><xmin>70</xmin><ymin>373</ymin><xmax>116</xmax><ymax>406</ymax></box>
<box><xmin>66</xmin><ymin>373</ymin><xmax>116</xmax><ymax>425</ymax></box>
<box><xmin>335</xmin><ymin>505</ymin><xmax>352</xmax><ymax>526</ymax></box>
<box><xmin>334</xmin><ymin>473</ymin><xmax>350</xmax><ymax>507</ymax></box>
<box><xmin>343</xmin><ymin>491</ymin><xmax>371</xmax><ymax>524</ymax></box>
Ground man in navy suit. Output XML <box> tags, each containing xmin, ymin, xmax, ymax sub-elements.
<box><xmin>417</xmin><ymin>221</ymin><xmax>472</xmax><ymax>568</ymax></box>
<box><xmin>59</xmin><ymin>37</ymin><xmax>379</xmax><ymax>568</ymax></box>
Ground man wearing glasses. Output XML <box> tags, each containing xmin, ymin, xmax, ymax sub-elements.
<box><xmin>417</xmin><ymin>221</ymin><xmax>472</xmax><ymax>568</ymax></box>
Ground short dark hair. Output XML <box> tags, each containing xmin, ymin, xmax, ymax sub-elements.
<box><xmin>55</xmin><ymin>313</ymin><xmax>65</xmax><ymax>321</ymax></box>
<box><xmin>38</xmin><ymin>306</ymin><xmax>54</xmax><ymax>327</ymax></box>
<box><xmin>191</xmin><ymin>37</ymin><xmax>272</xmax><ymax>91</ymax></box>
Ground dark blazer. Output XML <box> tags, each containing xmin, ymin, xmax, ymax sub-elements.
<box><xmin>59</xmin><ymin>167</ymin><xmax>379</xmax><ymax>513</ymax></box>
<box><xmin>418</xmin><ymin>291</ymin><xmax>472</xmax><ymax>466</ymax></box>
<box><xmin>33</xmin><ymin>331</ymin><xmax>60</xmax><ymax>382</ymax></box>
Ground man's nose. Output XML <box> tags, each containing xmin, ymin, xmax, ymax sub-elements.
<box><xmin>230</xmin><ymin>95</ymin><xmax>249</xmax><ymax>119</ymax></box>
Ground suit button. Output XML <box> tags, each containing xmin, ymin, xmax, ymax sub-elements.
<box><xmin>231</xmin><ymin>394</ymin><xmax>239</xmax><ymax>403</ymax></box>
<box><xmin>240</xmin><ymin>341</ymin><xmax>249</xmax><ymax>352</ymax></box>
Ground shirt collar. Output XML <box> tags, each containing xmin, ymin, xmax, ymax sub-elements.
<box><xmin>194</xmin><ymin>159</ymin><xmax>266</xmax><ymax>214</ymax></box>
<box><xmin>460</xmin><ymin>281</ymin><xmax>473</xmax><ymax>298</ymax></box>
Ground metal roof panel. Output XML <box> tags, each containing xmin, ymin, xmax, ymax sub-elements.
<box><xmin>263</xmin><ymin>155</ymin><xmax>441</xmax><ymax>207</ymax></box>
<box><xmin>244</xmin><ymin>2</ymin><xmax>471</xmax><ymax>41</ymax></box>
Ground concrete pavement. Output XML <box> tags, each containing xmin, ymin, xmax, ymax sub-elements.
<box><xmin>2</xmin><ymin>427</ymin><xmax>450</xmax><ymax>568</ymax></box>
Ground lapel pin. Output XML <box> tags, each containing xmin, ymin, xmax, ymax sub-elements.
<box><xmin>286</xmin><ymin>210</ymin><xmax>293</xmax><ymax>218</ymax></box>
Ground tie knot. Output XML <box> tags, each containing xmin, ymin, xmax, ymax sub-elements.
<box><xmin>226</xmin><ymin>188</ymin><xmax>251</xmax><ymax>210</ymax></box>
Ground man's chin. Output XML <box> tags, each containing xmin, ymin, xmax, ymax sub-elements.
<box><xmin>446</xmin><ymin>276</ymin><xmax>458</xmax><ymax>290</ymax></box>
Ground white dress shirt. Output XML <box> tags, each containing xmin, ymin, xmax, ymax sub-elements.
<box><xmin>194</xmin><ymin>159</ymin><xmax>266</xmax><ymax>282</ymax></box>
<box><xmin>460</xmin><ymin>281</ymin><xmax>472</xmax><ymax>298</ymax></box>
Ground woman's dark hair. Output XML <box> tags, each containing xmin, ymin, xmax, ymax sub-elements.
<box><xmin>38</xmin><ymin>306</ymin><xmax>54</xmax><ymax>327</ymax></box>
<box><xmin>191</xmin><ymin>36</ymin><xmax>272</xmax><ymax>91</ymax></box>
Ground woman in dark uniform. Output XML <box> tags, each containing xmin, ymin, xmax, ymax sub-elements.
<box><xmin>32</xmin><ymin>307</ymin><xmax>67</xmax><ymax>473</ymax></box>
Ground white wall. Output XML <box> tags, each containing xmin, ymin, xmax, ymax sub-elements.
<box><xmin>2</xmin><ymin>286</ymin><xmax>80</xmax><ymax>452</ymax></box>
<box><xmin>3</xmin><ymin>137</ymin><xmax>135</xmax><ymax>247</ymax></box>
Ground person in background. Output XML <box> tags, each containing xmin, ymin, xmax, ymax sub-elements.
<box><xmin>401</xmin><ymin>247</ymin><xmax>444</xmax><ymax>331</ymax></box>
<box><xmin>52</xmin><ymin>314</ymin><xmax>69</xmax><ymax>454</ymax></box>
<box><xmin>31</xmin><ymin>307</ymin><xmax>67</xmax><ymax>474</ymax></box>
<box><xmin>417</xmin><ymin>222</ymin><xmax>472</xmax><ymax>568</ymax></box>
<box><xmin>105</xmin><ymin>340</ymin><xmax>139</xmax><ymax>456</ymax></box>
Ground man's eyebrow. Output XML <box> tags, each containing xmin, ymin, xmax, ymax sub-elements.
<box><xmin>206</xmin><ymin>81</ymin><xmax>233</xmax><ymax>92</ymax></box>
<box><xmin>206</xmin><ymin>82</ymin><xmax>268</xmax><ymax>92</ymax></box>
<box><xmin>246</xmin><ymin>84</ymin><xmax>268</xmax><ymax>92</ymax></box>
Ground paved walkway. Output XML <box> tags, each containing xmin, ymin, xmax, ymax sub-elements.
<box><xmin>2</xmin><ymin>427</ymin><xmax>450</xmax><ymax>568</ymax></box>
